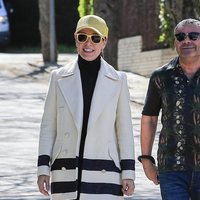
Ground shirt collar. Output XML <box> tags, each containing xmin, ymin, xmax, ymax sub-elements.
<box><xmin>166</xmin><ymin>57</ymin><xmax>179</xmax><ymax>71</ymax></box>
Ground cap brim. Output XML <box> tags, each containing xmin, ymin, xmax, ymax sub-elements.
<box><xmin>75</xmin><ymin>26</ymin><xmax>104</xmax><ymax>37</ymax></box>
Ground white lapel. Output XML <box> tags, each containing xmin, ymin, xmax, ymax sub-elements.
<box><xmin>57</xmin><ymin>60</ymin><xmax>83</xmax><ymax>133</ymax></box>
<box><xmin>87</xmin><ymin>58</ymin><xmax>120</xmax><ymax>129</ymax></box>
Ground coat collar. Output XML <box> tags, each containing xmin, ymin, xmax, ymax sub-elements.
<box><xmin>165</xmin><ymin>57</ymin><xmax>179</xmax><ymax>70</ymax></box>
<box><xmin>87</xmin><ymin>58</ymin><xmax>120</xmax><ymax>129</ymax></box>
<box><xmin>57</xmin><ymin>57</ymin><xmax>120</xmax><ymax>133</ymax></box>
<box><xmin>57</xmin><ymin>59</ymin><xmax>83</xmax><ymax>133</ymax></box>
<box><xmin>58</xmin><ymin>57</ymin><xmax>120</xmax><ymax>80</ymax></box>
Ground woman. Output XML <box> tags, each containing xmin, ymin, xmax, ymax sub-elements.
<box><xmin>37</xmin><ymin>15</ymin><xmax>135</xmax><ymax>200</ymax></box>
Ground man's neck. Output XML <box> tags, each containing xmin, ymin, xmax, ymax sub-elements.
<box><xmin>179</xmin><ymin>57</ymin><xmax>200</xmax><ymax>76</ymax></box>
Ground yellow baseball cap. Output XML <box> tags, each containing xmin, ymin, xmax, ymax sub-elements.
<box><xmin>75</xmin><ymin>15</ymin><xmax>109</xmax><ymax>38</ymax></box>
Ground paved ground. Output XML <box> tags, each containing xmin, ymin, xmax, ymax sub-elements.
<box><xmin>0</xmin><ymin>53</ymin><xmax>162</xmax><ymax>200</ymax></box>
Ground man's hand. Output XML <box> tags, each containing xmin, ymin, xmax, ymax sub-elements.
<box><xmin>142</xmin><ymin>159</ymin><xmax>159</xmax><ymax>185</ymax></box>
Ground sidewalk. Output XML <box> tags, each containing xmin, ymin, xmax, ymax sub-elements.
<box><xmin>0</xmin><ymin>53</ymin><xmax>161</xmax><ymax>200</ymax></box>
<box><xmin>0</xmin><ymin>53</ymin><xmax>149</xmax><ymax>104</ymax></box>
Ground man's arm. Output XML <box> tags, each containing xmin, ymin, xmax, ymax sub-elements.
<box><xmin>140</xmin><ymin>115</ymin><xmax>159</xmax><ymax>185</ymax></box>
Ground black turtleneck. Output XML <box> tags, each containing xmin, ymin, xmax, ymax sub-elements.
<box><xmin>78</xmin><ymin>55</ymin><xmax>101</xmax><ymax>131</ymax></box>
<box><xmin>77</xmin><ymin>55</ymin><xmax>101</xmax><ymax>199</ymax></box>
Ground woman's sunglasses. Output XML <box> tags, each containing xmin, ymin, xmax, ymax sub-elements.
<box><xmin>76</xmin><ymin>33</ymin><xmax>103</xmax><ymax>44</ymax></box>
<box><xmin>175</xmin><ymin>32</ymin><xmax>200</xmax><ymax>42</ymax></box>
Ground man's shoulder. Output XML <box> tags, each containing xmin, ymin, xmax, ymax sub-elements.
<box><xmin>152</xmin><ymin>57</ymin><xmax>178</xmax><ymax>77</ymax></box>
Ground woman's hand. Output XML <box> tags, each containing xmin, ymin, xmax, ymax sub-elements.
<box><xmin>37</xmin><ymin>175</ymin><xmax>50</xmax><ymax>196</ymax></box>
<box><xmin>122</xmin><ymin>179</ymin><xmax>135</xmax><ymax>196</ymax></box>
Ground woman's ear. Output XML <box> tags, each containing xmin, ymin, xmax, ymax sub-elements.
<box><xmin>74</xmin><ymin>34</ymin><xmax>78</xmax><ymax>48</ymax></box>
<box><xmin>102</xmin><ymin>37</ymin><xmax>107</xmax><ymax>49</ymax></box>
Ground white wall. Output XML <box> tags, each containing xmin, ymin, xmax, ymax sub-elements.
<box><xmin>118</xmin><ymin>36</ymin><xmax>178</xmax><ymax>76</ymax></box>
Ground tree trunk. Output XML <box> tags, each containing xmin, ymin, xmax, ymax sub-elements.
<box><xmin>38</xmin><ymin>0</ymin><xmax>57</xmax><ymax>64</ymax></box>
<box><xmin>183</xmin><ymin>0</ymin><xmax>200</xmax><ymax>19</ymax></box>
<box><xmin>164</xmin><ymin>0</ymin><xmax>183</xmax><ymax>25</ymax></box>
<box><xmin>94</xmin><ymin>0</ymin><xmax>120</xmax><ymax>69</ymax></box>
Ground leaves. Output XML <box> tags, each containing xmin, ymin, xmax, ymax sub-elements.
<box><xmin>78</xmin><ymin>0</ymin><xmax>94</xmax><ymax>17</ymax></box>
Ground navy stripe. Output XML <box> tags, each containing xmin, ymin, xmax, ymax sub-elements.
<box><xmin>51</xmin><ymin>181</ymin><xmax>77</xmax><ymax>194</ymax></box>
<box><xmin>50</xmin><ymin>158</ymin><xmax>134</xmax><ymax>171</ymax></box>
<box><xmin>37</xmin><ymin>155</ymin><xmax>50</xmax><ymax>166</ymax></box>
<box><xmin>81</xmin><ymin>182</ymin><xmax>123</xmax><ymax>196</ymax></box>
<box><xmin>120</xmin><ymin>159</ymin><xmax>135</xmax><ymax>170</ymax></box>
<box><xmin>51</xmin><ymin>158</ymin><xmax>76</xmax><ymax>171</ymax></box>
<box><xmin>82</xmin><ymin>158</ymin><xmax>121</xmax><ymax>173</ymax></box>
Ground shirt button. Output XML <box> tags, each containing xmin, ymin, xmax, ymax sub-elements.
<box><xmin>101</xmin><ymin>169</ymin><xmax>106</xmax><ymax>173</ymax></box>
<box><xmin>177</xmin><ymin>142</ymin><xmax>181</xmax><ymax>147</ymax></box>
<box><xmin>61</xmin><ymin>167</ymin><xmax>66</xmax><ymax>170</ymax></box>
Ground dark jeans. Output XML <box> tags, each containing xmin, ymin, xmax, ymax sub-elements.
<box><xmin>159</xmin><ymin>170</ymin><xmax>200</xmax><ymax>200</ymax></box>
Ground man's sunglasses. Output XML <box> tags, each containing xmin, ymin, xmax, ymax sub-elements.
<box><xmin>76</xmin><ymin>33</ymin><xmax>103</xmax><ymax>44</ymax></box>
<box><xmin>175</xmin><ymin>32</ymin><xmax>200</xmax><ymax>42</ymax></box>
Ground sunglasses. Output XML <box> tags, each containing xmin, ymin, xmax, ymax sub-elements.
<box><xmin>76</xmin><ymin>33</ymin><xmax>103</xmax><ymax>43</ymax></box>
<box><xmin>175</xmin><ymin>32</ymin><xmax>200</xmax><ymax>42</ymax></box>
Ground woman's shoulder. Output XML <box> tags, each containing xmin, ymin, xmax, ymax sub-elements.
<box><xmin>50</xmin><ymin>59</ymin><xmax>78</xmax><ymax>77</ymax></box>
<box><xmin>101</xmin><ymin>58</ymin><xmax>126</xmax><ymax>80</ymax></box>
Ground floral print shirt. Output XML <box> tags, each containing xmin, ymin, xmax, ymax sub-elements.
<box><xmin>142</xmin><ymin>57</ymin><xmax>200</xmax><ymax>171</ymax></box>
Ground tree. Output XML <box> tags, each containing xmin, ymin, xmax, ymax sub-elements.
<box><xmin>94</xmin><ymin>0</ymin><xmax>120</xmax><ymax>69</ymax></box>
<box><xmin>38</xmin><ymin>0</ymin><xmax>57</xmax><ymax>64</ymax></box>
<box><xmin>119</xmin><ymin>0</ymin><xmax>161</xmax><ymax>50</ymax></box>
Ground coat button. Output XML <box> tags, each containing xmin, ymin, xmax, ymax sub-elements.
<box><xmin>101</xmin><ymin>169</ymin><xmax>106</xmax><ymax>173</ymax></box>
<box><xmin>64</xmin><ymin>149</ymin><xmax>68</xmax><ymax>154</ymax></box>
<box><xmin>64</xmin><ymin>132</ymin><xmax>69</xmax><ymax>137</ymax></box>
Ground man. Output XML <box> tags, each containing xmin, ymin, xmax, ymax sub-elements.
<box><xmin>139</xmin><ymin>18</ymin><xmax>200</xmax><ymax>200</ymax></box>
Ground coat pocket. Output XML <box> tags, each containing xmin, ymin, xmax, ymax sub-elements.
<box><xmin>51</xmin><ymin>106</ymin><xmax>65</xmax><ymax>165</ymax></box>
<box><xmin>108</xmin><ymin>142</ymin><xmax>121</xmax><ymax>170</ymax></box>
<box><xmin>51</xmin><ymin>139</ymin><xmax>63</xmax><ymax>165</ymax></box>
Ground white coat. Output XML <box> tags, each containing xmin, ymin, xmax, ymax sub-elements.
<box><xmin>37</xmin><ymin>57</ymin><xmax>135</xmax><ymax>200</ymax></box>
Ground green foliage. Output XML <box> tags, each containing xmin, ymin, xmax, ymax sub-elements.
<box><xmin>89</xmin><ymin>0</ymin><xmax>94</xmax><ymax>14</ymax></box>
<box><xmin>78</xmin><ymin>0</ymin><xmax>94</xmax><ymax>17</ymax></box>
<box><xmin>78</xmin><ymin>0</ymin><xmax>85</xmax><ymax>17</ymax></box>
<box><xmin>158</xmin><ymin>0</ymin><xmax>175</xmax><ymax>48</ymax></box>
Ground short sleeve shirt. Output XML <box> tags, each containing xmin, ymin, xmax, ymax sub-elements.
<box><xmin>142</xmin><ymin>57</ymin><xmax>200</xmax><ymax>172</ymax></box>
